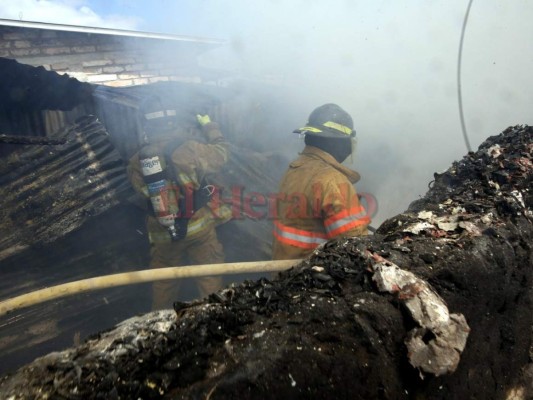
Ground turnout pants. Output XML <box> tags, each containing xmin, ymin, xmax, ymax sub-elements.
<box><xmin>149</xmin><ymin>223</ymin><xmax>224</xmax><ymax>310</ymax></box>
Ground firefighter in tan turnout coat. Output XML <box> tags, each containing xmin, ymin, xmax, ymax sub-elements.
<box><xmin>272</xmin><ymin>104</ymin><xmax>370</xmax><ymax>260</ymax></box>
<box><xmin>128</xmin><ymin>97</ymin><xmax>231</xmax><ymax>310</ymax></box>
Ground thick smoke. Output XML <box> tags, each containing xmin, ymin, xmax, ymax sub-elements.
<box><xmin>177</xmin><ymin>1</ymin><xmax>533</xmax><ymax>224</ymax></box>
<box><xmin>3</xmin><ymin>0</ymin><xmax>532</xmax><ymax>222</ymax></box>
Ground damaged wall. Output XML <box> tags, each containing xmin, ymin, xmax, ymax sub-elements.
<box><xmin>0</xmin><ymin>19</ymin><xmax>225</xmax><ymax>87</ymax></box>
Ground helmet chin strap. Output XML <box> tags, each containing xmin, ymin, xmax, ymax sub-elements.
<box><xmin>348</xmin><ymin>137</ymin><xmax>357</xmax><ymax>165</ymax></box>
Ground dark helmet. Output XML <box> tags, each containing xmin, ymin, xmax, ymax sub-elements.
<box><xmin>294</xmin><ymin>103</ymin><xmax>356</xmax><ymax>138</ymax></box>
<box><xmin>139</xmin><ymin>95</ymin><xmax>179</xmax><ymax>134</ymax></box>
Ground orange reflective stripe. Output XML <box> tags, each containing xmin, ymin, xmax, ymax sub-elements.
<box><xmin>324</xmin><ymin>206</ymin><xmax>370</xmax><ymax>238</ymax></box>
<box><xmin>326</xmin><ymin>216</ymin><xmax>371</xmax><ymax>237</ymax></box>
<box><xmin>273</xmin><ymin>229</ymin><xmax>321</xmax><ymax>249</ymax></box>
<box><xmin>273</xmin><ymin>221</ymin><xmax>327</xmax><ymax>249</ymax></box>
<box><xmin>324</xmin><ymin>205</ymin><xmax>365</xmax><ymax>225</ymax></box>
<box><xmin>274</xmin><ymin>221</ymin><xmax>327</xmax><ymax>239</ymax></box>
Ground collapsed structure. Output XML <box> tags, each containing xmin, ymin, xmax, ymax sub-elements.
<box><xmin>0</xmin><ymin>125</ymin><xmax>530</xmax><ymax>399</ymax></box>
<box><xmin>0</xmin><ymin>57</ymin><xmax>287</xmax><ymax>374</ymax></box>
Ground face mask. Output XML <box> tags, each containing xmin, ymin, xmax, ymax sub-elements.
<box><xmin>304</xmin><ymin>135</ymin><xmax>353</xmax><ymax>163</ymax></box>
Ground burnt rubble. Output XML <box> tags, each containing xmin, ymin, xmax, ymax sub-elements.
<box><xmin>0</xmin><ymin>125</ymin><xmax>531</xmax><ymax>399</ymax></box>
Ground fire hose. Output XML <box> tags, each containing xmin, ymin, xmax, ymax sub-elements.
<box><xmin>0</xmin><ymin>259</ymin><xmax>302</xmax><ymax>317</ymax></box>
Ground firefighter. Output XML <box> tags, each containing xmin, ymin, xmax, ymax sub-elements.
<box><xmin>272</xmin><ymin>103</ymin><xmax>370</xmax><ymax>260</ymax></box>
<box><xmin>127</xmin><ymin>96</ymin><xmax>231</xmax><ymax>310</ymax></box>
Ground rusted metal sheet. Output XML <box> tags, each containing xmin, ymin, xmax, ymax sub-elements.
<box><xmin>0</xmin><ymin>115</ymin><xmax>133</xmax><ymax>262</ymax></box>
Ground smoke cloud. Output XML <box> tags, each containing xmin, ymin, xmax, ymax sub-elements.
<box><xmin>3</xmin><ymin>0</ymin><xmax>533</xmax><ymax>223</ymax></box>
<box><xmin>174</xmin><ymin>0</ymin><xmax>533</xmax><ymax>223</ymax></box>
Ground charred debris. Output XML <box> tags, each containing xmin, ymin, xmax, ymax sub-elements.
<box><xmin>0</xmin><ymin>125</ymin><xmax>531</xmax><ymax>399</ymax></box>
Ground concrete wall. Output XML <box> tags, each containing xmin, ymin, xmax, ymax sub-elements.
<box><xmin>0</xmin><ymin>25</ymin><xmax>219</xmax><ymax>87</ymax></box>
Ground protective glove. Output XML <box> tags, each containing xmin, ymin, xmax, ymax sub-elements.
<box><xmin>193</xmin><ymin>184</ymin><xmax>217</xmax><ymax>211</ymax></box>
<box><xmin>196</xmin><ymin>114</ymin><xmax>211</xmax><ymax>127</ymax></box>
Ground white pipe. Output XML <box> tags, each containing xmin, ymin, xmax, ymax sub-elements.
<box><xmin>0</xmin><ymin>259</ymin><xmax>302</xmax><ymax>317</ymax></box>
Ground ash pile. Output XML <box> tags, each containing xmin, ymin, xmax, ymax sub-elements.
<box><xmin>1</xmin><ymin>125</ymin><xmax>531</xmax><ymax>399</ymax></box>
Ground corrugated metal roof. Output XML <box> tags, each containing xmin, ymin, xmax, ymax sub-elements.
<box><xmin>0</xmin><ymin>18</ymin><xmax>226</xmax><ymax>45</ymax></box>
<box><xmin>0</xmin><ymin>57</ymin><xmax>94</xmax><ymax>111</ymax></box>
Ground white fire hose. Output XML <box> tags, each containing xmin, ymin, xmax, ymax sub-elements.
<box><xmin>0</xmin><ymin>259</ymin><xmax>302</xmax><ymax>317</ymax></box>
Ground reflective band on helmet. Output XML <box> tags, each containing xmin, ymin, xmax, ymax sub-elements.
<box><xmin>322</xmin><ymin>121</ymin><xmax>352</xmax><ymax>135</ymax></box>
<box><xmin>299</xmin><ymin>126</ymin><xmax>323</xmax><ymax>133</ymax></box>
<box><xmin>145</xmin><ymin>110</ymin><xmax>177</xmax><ymax>120</ymax></box>
<box><xmin>324</xmin><ymin>206</ymin><xmax>370</xmax><ymax>237</ymax></box>
<box><xmin>273</xmin><ymin>221</ymin><xmax>327</xmax><ymax>249</ymax></box>
<box><xmin>145</xmin><ymin>111</ymin><xmax>164</xmax><ymax>120</ymax></box>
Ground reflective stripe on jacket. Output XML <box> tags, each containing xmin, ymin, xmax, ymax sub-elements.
<box><xmin>273</xmin><ymin>220</ymin><xmax>327</xmax><ymax>249</ymax></box>
<box><xmin>324</xmin><ymin>205</ymin><xmax>368</xmax><ymax>237</ymax></box>
<box><xmin>146</xmin><ymin>203</ymin><xmax>233</xmax><ymax>244</ymax></box>
<box><xmin>272</xmin><ymin>145</ymin><xmax>370</xmax><ymax>260</ymax></box>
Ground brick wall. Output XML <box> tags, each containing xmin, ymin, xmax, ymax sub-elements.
<box><xmin>0</xmin><ymin>25</ymin><xmax>218</xmax><ymax>86</ymax></box>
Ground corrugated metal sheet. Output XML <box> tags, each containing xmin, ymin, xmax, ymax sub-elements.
<box><xmin>0</xmin><ymin>57</ymin><xmax>95</xmax><ymax>156</ymax></box>
<box><xmin>0</xmin><ymin>58</ymin><xmax>93</xmax><ymax>111</ymax></box>
<box><xmin>0</xmin><ymin>115</ymin><xmax>133</xmax><ymax>262</ymax></box>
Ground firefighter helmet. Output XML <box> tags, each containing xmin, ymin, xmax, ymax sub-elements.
<box><xmin>294</xmin><ymin>103</ymin><xmax>356</xmax><ymax>138</ymax></box>
<box><xmin>139</xmin><ymin>95</ymin><xmax>179</xmax><ymax>135</ymax></box>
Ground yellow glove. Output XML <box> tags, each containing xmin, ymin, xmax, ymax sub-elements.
<box><xmin>196</xmin><ymin>114</ymin><xmax>211</xmax><ymax>126</ymax></box>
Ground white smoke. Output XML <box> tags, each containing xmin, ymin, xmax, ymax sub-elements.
<box><xmin>179</xmin><ymin>0</ymin><xmax>533</xmax><ymax>224</ymax></box>
<box><xmin>3</xmin><ymin>0</ymin><xmax>533</xmax><ymax>224</ymax></box>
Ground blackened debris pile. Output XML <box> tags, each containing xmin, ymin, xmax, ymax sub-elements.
<box><xmin>0</xmin><ymin>125</ymin><xmax>531</xmax><ymax>400</ymax></box>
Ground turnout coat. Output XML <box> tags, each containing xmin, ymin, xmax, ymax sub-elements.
<box><xmin>272</xmin><ymin>145</ymin><xmax>370</xmax><ymax>260</ymax></box>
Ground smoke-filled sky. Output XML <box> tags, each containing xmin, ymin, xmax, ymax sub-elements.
<box><xmin>1</xmin><ymin>0</ymin><xmax>532</xmax><ymax>222</ymax></box>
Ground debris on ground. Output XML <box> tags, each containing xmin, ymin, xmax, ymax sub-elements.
<box><xmin>0</xmin><ymin>125</ymin><xmax>531</xmax><ymax>399</ymax></box>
